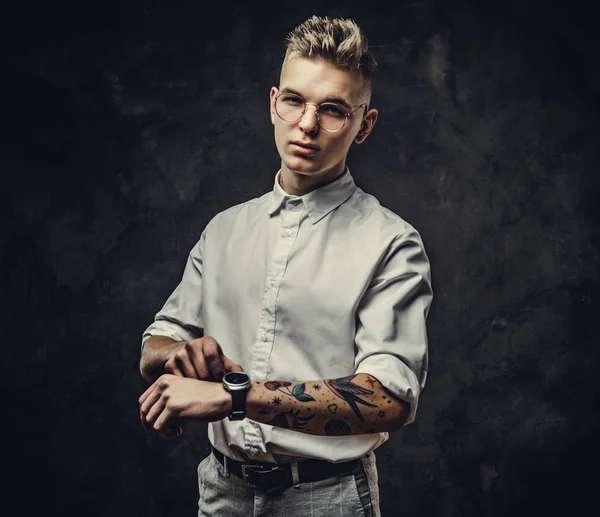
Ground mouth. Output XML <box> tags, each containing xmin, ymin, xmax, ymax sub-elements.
<box><xmin>289</xmin><ymin>141</ymin><xmax>320</xmax><ymax>156</ymax></box>
<box><xmin>291</xmin><ymin>141</ymin><xmax>320</xmax><ymax>150</ymax></box>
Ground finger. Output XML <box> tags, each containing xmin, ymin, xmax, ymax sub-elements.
<box><xmin>223</xmin><ymin>356</ymin><xmax>244</xmax><ymax>373</ymax></box>
<box><xmin>141</xmin><ymin>374</ymin><xmax>173</xmax><ymax>425</ymax></box>
<box><xmin>153</xmin><ymin>400</ymin><xmax>176</xmax><ymax>431</ymax></box>
<box><xmin>138</xmin><ymin>382</ymin><xmax>156</xmax><ymax>406</ymax></box>
<box><xmin>185</xmin><ymin>342</ymin><xmax>210</xmax><ymax>379</ymax></box>
<box><xmin>164</xmin><ymin>358</ymin><xmax>184</xmax><ymax>377</ymax></box>
<box><xmin>140</xmin><ymin>410</ymin><xmax>152</xmax><ymax>433</ymax></box>
<box><xmin>146</xmin><ymin>394</ymin><xmax>168</xmax><ymax>429</ymax></box>
<box><xmin>203</xmin><ymin>341</ymin><xmax>226</xmax><ymax>380</ymax></box>
<box><xmin>139</xmin><ymin>385</ymin><xmax>157</xmax><ymax>430</ymax></box>
<box><xmin>174</xmin><ymin>351</ymin><xmax>199</xmax><ymax>379</ymax></box>
<box><xmin>140</xmin><ymin>386</ymin><xmax>164</xmax><ymax>428</ymax></box>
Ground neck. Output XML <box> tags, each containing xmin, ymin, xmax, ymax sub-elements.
<box><xmin>279</xmin><ymin>165</ymin><xmax>346</xmax><ymax>196</ymax></box>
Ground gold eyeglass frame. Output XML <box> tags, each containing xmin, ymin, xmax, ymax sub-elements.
<box><xmin>274</xmin><ymin>92</ymin><xmax>367</xmax><ymax>133</ymax></box>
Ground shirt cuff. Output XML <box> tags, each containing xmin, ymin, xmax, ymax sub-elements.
<box><xmin>141</xmin><ymin>320</ymin><xmax>200</xmax><ymax>350</ymax></box>
<box><xmin>355</xmin><ymin>353</ymin><xmax>422</xmax><ymax>426</ymax></box>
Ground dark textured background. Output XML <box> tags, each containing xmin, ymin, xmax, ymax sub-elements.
<box><xmin>3</xmin><ymin>0</ymin><xmax>599</xmax><ymax>515</ymax></box>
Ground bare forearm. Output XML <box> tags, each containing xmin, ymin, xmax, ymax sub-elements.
<box><xmin>246</xmin><ymin>373</ymin><xmax>409</xmax><ymax>436</ymax></box>
<box><xmin>140</xmin><ymin>335</ymin><xmax>186</xmax><ymax>383</ymax></box>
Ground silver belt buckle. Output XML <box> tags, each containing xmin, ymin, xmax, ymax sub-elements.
<box><xmin>241</xmin><ymin>464</ymin><xmax>280</xmax><ymax>487</ymax></box>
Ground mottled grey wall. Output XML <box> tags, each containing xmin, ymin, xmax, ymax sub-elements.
<box><xmin>3</xmin><ymin>0</ymin><xmax>599</xmax><ymax>516</ymax></box>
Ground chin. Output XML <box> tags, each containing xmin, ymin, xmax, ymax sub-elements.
<box><xmin>283</xmin><ymin>157</ymin><xmax>325</xmax><ymax>176</ymax></box>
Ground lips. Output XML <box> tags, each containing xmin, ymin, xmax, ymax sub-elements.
<box><xmin>290</xmin><ymin>141</ymin><xmax>320</xmax><ymax>151</ymax></box>
<box><xmin>289</xmin><ymin>141</ymin><xmax>320</xmax><ymax>157</ymax></box>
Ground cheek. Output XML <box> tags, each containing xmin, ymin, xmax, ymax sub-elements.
<box><xmin>273</xmin><ymin>122</ymin><xmax>285</xmax><ymax>148</ymax></box>
<box><xmin>327</xmin><ymin>134</ymin><xmax>354</xmax><ymax>156</ymax></box>
<box><xmin>273</xmin><ymin>122</ymin><xmax>292</xmax><ymax>156</ymax></box>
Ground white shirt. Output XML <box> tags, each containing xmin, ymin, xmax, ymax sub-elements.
<box><xmin>142</xmin><ymin>167</ymin><xmax>433</xmax><ymax>463</ymax></box>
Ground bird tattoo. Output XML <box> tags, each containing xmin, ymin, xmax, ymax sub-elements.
<box><xmin>324</xmin><ymin>376</ymin><xmax>378</xmax><ymax>422</ymax></box>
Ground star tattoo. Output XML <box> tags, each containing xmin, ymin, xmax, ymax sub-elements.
<box><xmin>312</xmin><ymin>384</ymin><xmax>321</xmax><ymax>391</ymax></box>
<box><xmin>272</xmin><ymin>397</ymin><xmax>282</xmax><ymax>406</ymax></box>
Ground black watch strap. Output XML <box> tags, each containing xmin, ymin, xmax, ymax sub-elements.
<box><xmin>228</xmin><ymin>389</ymin><xmax>247</xmax><ymax>421</ymax></box>
<box><xmin>223</xmin><ymin>371</ymin><xmax>250</xmax><ymax>421</ymax></box>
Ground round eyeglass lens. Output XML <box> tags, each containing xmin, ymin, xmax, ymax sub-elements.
<box><xmin>275</xmin><ymin>95</ymin><xmax>305</xmax><ymax>121</ymax></box>
<box><xmin>317</xmin><ymin>103</ymin><xmax>347</xmax><ymax>131</ymax></box>
<box><xmin>275</xmin><ymin>95</ymin><xmax>347</xmax><ymax>132</ymax></box>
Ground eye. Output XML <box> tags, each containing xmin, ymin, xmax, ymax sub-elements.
<box><xmin>320</xmin><ymin>103</ymin><xmax>347</xmax><ymax>117</ymax></box>
<box><xmin>281</xmin><ymin>94</ymin><xmax>304</xmax><ymax>105</ymax></box>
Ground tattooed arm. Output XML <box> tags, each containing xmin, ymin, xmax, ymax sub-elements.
<box><xmin>139</xmin><ymin>373</ymin><xmax>408</xmax><ymax>437</ymax></box>
<box><xmin>246</xmin><ymin>373</ymin><xmax>409</xmax><ymax>436</ymax></box>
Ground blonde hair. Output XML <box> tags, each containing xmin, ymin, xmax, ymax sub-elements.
<box><xmin>283</xmin><ymin>16</ymin><xmax>377</xmax><ymax>88</ymax></box>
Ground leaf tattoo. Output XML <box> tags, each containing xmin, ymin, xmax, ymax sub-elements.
<box><xmin>264</xmin><ymin>381</ymin><xmax>315</xmax><ymax>402</ymax></box>
<box><xmin>292</xmin><ymin>383</ymin><xmax>315</xmax><ymax>402</ymax></box>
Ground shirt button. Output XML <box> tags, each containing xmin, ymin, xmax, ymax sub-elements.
<box><xmin>262</xmin><ymin>333</ymin><xmax>268</xmax><ymax>342</ymax></box>
<box><xmin>284</xmin><ymin>229</ymin><xmax>292</xmax><ymax>237</ymax></box>
<box><xmin>269</xmin><ymin>278</ymin><xmax>276</xmax><ymax>287</ymax></box>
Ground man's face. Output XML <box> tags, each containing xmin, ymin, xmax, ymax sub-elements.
<box><xmin>269</xmin><ymin>56</ymin><xmax>377</xmax><ymax>185</ymax></box>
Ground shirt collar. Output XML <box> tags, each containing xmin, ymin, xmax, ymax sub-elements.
<box><xmin>267</xmin><ymin>167</ymin><xmax>357</xmax><ymax>224</ymax></box>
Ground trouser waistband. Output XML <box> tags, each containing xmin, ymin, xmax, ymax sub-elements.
<box><xmin>211</xmin><ymin>446</ymin><xmax>360</xmax><ymax>490</ymax></box>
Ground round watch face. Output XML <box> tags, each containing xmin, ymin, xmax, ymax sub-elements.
<box><xmin>223</xmin><ymin>372</ymin><xmax>249</xmax><ymax>385</ymax></box>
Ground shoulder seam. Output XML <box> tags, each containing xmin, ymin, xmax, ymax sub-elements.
<box><xmin>355</xmin><ymin>190</ymin><xmax>412</xmax><ymax>232</ymax></box>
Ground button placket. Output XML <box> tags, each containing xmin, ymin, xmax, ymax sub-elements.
<box><xmin>245</xmin><ymin>209</ymin><xmax>303</xmax><ymax>449</ymax></box>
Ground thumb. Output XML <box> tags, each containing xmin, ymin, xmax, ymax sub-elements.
<box><xmin>223</xmin><ymin>356</ymin><xmax>244</xmax><ymax>373</ymax></box>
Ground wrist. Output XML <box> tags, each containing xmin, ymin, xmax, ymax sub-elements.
<box><xmin>246</xmin><ymin>381</ymin><xmax>273</xmax><ymax>420</ymax></box>
<box><xmin>219</xmin><ymin>383</ymin><xmax>233</xmax><ymax>415</ymax></box>
<box><xmin>140</xmin><ymin>336</ymin><xmax>185</xmax><ymax>382</ymax></box>
<box><xmin>222</xmin><ymin>372</ymin><xmax>251</xmax><ymax>420</ymax></box>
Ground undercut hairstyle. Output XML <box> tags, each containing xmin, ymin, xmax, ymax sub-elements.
<box><xmin>283</xmin><ymin>16</ymin><xmax>377</xmax><ymax>91</ymax></box>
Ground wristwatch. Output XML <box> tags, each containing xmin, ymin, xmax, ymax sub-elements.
<box><xmin>222</xmin><ymin>372</ymin><xmax>251</xmax><ymax>421</ymax></box>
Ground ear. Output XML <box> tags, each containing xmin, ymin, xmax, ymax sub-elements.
<box><xmin>354</xmin><ymin>108</ymin><xmax>378</xmax><ymax>144</ymax></box>
<box><xmin>270</xmin><ymin>87</ymin><xmax>279</xmax><ymax>125</ymax></box>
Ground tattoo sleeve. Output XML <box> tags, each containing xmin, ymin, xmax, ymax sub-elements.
<box><xmin>246</xmin><ymin>373</ymin><xmax>409</xmax><ymax>436</ymax></box>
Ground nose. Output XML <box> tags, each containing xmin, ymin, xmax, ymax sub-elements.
<box><xmin>298</xmin><ymin>103</ymin><xmax>319</xmax><ymax>134</ymax></box>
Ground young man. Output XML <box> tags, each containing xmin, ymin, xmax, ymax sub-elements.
<box><xmin>139</xmin><ymin>15</ymin><xmax>433</xmax><ymax>517</ymax></box>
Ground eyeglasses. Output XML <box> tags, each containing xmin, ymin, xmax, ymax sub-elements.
<box><xmin>274</xmin><ymin>92</ymin><xmax>367</xmax><ymax>133</ymax></box>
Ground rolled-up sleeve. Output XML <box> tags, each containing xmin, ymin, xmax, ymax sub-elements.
<box><xmin>354</xmin><ymin>225</ymin><xmax>433</xmax><ymax>426</ymax></box>
<box><xmin>141</xmin><ymin>230</ymin><xmax>206</xmax><ymax>350</ymax></box>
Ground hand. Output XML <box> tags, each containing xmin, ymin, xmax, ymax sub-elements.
<box><xmin>139</xmin><ymin>374</ymin><xmax>232</xmax><ymax>438</ymax></box>
<box><xmin>165</xmin><ymin>336</ymin><xmax>243</xmax><ymax>381</ymax></box>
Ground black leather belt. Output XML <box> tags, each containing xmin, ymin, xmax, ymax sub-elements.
<box><xmin>211</xmin><ymin>446</ymin><xmax>360</xmax><ymax>490</ymax></box>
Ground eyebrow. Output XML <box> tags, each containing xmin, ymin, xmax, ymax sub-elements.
<box><xmin>280</xmin><ymin>87</ymin><xmax>352</xmax><ymax>109</ymax></box>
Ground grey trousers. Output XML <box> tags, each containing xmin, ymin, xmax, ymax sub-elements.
<box><xmin>197</xmin><ymin>451</ymin><xmax>381</xmax><ymax>517</ymax></box>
